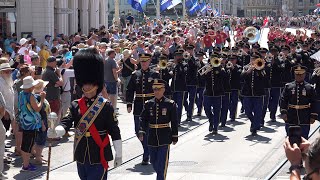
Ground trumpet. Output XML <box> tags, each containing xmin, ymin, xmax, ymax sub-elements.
<box><xmin>226</xmin><ymin>61</ymin><xmax>234</xmax><ymax>69</ymax></box>
<box><xmin>238</xmin><ymin>49</ymin><xmax>243</xmax><ymax>56</ymax></box>
<box><xmin>183</xmin><ymin>51</ymin><xmax>191</xmax><ymax>60</ymax></box>
<box><xmin>278</xmin><ymin>52</ymin><xmax>286</xmax><ymax>62</ymax></box>
<box><xmin>253</xmin><ymin>58</ymin><xmax>265</xmax><ymax>70</ymax></box>
<box><xmin>296</xmin><ymin>45</ymin><xmax>302</xmax><ymax>53</ymax></box>
<box><xmin>159</xmin><ymin>60</ymin><xmax>168</xmax><ymax>69</ymax></box>
<box><xmin>210</xmin><ymin>57</ymin><xmax>221</xmax><ymax>68</ymax></box>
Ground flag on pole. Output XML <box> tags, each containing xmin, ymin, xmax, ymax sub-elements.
<box><xmin>262</xmin><ymin>17</ymin><xmax>269</xmax><ymax>27</ymax></box>
<box><xmin>128</xmin><ymin>0</ymin><xmax>146</xmax><ymax>12</ymax></box>
<box><xmin>199</xmin><ymin>3</ymin><xmax>206</xmax><ymax>12</ymax></box>
<box><xmin>185</xmin><ymin>0</ymin><xmax>194</xmax><ymax>9</ymax></box>
<box><xmin>167</xmin><ymin>0</ymin><xmax>182</xmax><ymax>9</ymax></box>
<box><xmin>189</xmin><ymin>1</ymin><xmax>200</xmax><ymax>15</ymax></box>
<box><xmin>160</xmin><ymin>0</ymin><xmax>172</xmax><ymax>11</ymax></box>
<box><xmin>206</xmin><ymin>4</ymin><xmax>212</xmax><ymax>11</ymax></box>
<box><xmin>212</xmin><ymin>8</ymin><xmax>220</xmax><ymax>16</ymax></box>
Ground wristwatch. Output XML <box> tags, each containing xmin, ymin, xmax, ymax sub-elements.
<box><xmin>289</xmin><ymin>165</ymin><xmax>301</xmax><ymax>172</ymax></box>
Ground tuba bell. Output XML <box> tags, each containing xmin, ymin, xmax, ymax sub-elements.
<box><xmin>243</xmin><ymin>26</ymin><xmax>260</xmax><ymax>44</ymax></box>
<box><xmin>210</xmin><ymin>57</ymin><xmax>221</xmax><ymax>67</ymax></box>
<box><xmin>253</xmin><ymin>58</ymin><xmax>265</xmax><ymax>70</ymax></box>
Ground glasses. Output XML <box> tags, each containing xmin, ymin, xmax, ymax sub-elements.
<box><xmin>303</xmin><ymin>168</ymin><xmax>319</xmax><ymax>180</ymax></box>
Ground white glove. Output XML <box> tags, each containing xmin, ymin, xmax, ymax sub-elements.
<box><xmin>113</xmin><ymin>140</ymin><xmax>122</xmax><ymax>167</ymax></box>
<box><xmin>47</xmin><ymin>128</ymin><xmax>57</xmax><ymax>139</ymax></box>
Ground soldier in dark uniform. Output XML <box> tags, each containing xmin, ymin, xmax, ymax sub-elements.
<box><xmin>139</xmin><ymin>79</ymin><xmax>178</xmax><ymax>180</ymax></box>
<box><xmin>227</xmin><ymin>54</ymin><xmax>242</xmax><ymax>122</ymax></box>
<box><xmin>259</xmin><ymin>48</ymin><xmax>271</xmax><ymax>126</ymax></box>
<box><xmin>203</xmin><ymin>54</ymin><xmax>226</xmax><ymax>134</ymax></box>
<box><xmin>241</xmin><ymin>53</ymin><xmax>267</xmax><ymax>135</ymax></box>
<box><xmin>267</xmin><ymin>46</ymin><xmax>283</xmax><ymax>123</ymax></box>
<box><xmin>195</xmin><ymin>51</ymin><xmax>206</xmax><ymax>116</ymax></box>
<box><xmin>171</xmin><ymin>49</ymin><xmax>188</xmax><ymax>125</ymax></box>
<box><xmin>280</xmin><ymin>45</ymin><xmax>296</xmax><ymax>86</ymax></box>
<box><xmin>184</xmin><ymin>44</ymin><xmax>199</xmax><ymax>121</ymax></box>
<box><xmin>280</xmin><ymin>65</ymin><xmax>318</xmax><ymax>139</ymax></box>
<box><xmin>126</xmin><ymin>53</ymin><xmax>160</xmax><ymax>165</ymax></box>
<box><xmin>220</xmin><ymin>53</ymin><xmax>231</xmax><ymax>127</ymax></box>
<box><xmin>61</xmin><ymin>48</ymin><xmax>122</xmax><ymax>179</ymax></box>
<box><xmin>158</xmin><ymin>54</ymin><xmax>173</xmax><ymax>85</ymax></box>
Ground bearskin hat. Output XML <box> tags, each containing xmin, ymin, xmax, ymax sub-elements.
<box><xmin>73</xmin><ymin>48</ymin><xmax>104</xmax><ymax>95</ymax></box>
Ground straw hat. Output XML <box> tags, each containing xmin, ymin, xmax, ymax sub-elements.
<box><xmin>20</xmin><ymin>76</ymin><xmax>39</xmax><ymax>89</ymax></box>
<box><xmin>122</xmin><ymin>49</ymin><xmax>132</xmax><ymax>58</ymax></box>
<box><xmin>0</xmin><ymin>63</ymin><xmax>14</xmax><ymax>71</ymax></box>
<box><xmin>34</xmin><ymin>79</ymin><xmax>49</xmax><ymax>93</ymax></box>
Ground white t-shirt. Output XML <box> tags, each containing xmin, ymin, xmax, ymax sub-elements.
<box><xmin>59</xmin><ymin>68</ymin><xmax>75</xmax><ymax>92</ymax></box>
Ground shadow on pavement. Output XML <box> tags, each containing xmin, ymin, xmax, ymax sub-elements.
<box><xmin>244</xmin><ymin>134</ymin><xmax>272</xmax><ymax>144</ymax></box>
<box><xmin>259</xmin><ymin>126</ymin><xmax>277</xmax><ymax>133</ymax></box>
<box><xmin>126</xmin><ymin>163</ymin><xmax>155</xmax><ymax>175</ymax></box>
<box><xmin>219</xmin><ymin>125</ymin><xmax>235</xmax><ymax>132</ymax></box>
<box><xmin>203</xmin><ymin>133</ymin><xmax>230</xmax><ymax>145</ymax></box>
<box><xmin>227</xmin><ymin>120</ymin><xmax>245</xmax><ymax>126</ymax></box>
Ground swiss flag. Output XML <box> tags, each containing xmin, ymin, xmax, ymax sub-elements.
<box><xmin>263</xmin><ymin>17</ymin><xmax>269</xmax><ymax>27</ymax></box>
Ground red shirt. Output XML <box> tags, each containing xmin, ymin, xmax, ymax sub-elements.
<box><xmin>203</xmin><ymin>35</ymin><xmax>214</xmax><ymax>47</ymax></box>
<box><xmin>215</xmin><ymin>34</ymin><xmax>223</xmax><ymax>44</ymax></box>
<box><xmin>268</xmin><ymin>33</ymin><xmax>276</xmax><ymax>41</ymax></box>
<box><xmin>221</xmin><ymin>32</ymin><xmax>228</xmax><ymax>41</ymax></box>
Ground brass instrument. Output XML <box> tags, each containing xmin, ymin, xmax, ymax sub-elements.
<box><xmin>226</xmin><ymin>61</ymin><xmax>234</xmax><ymax>69</ymax></box>
<box><xmin>243</xmin><ymin>26</ymin><xmax>260</xmax><ymax>44</ymax></box>
<box><xmin>159</xmin><ymin>60</ymin><xmax>168</xmax><ymax>69</ymax></box>
<box><xmin>313</xmin><ymin>67</ymin><xmax>320</xmax><ymax>76</ymax></box>
<box><xmin>278</xmin><ymin>52</ymin><xmax>286</xmax><ymax>62</ymax></box>
<box><xmin>211</xmin><ymin>57</ymin><xmax>221</xmax><ymax>68</ymax></box>
<box><xmin>183</xmin><ymin>51</ymin><xmax>191</xmax><ymax>60</ymax></box>
<box><xmin>238</xmin><ymin>49</ymin><xmax>244</xmax><ymax>56</ymax></box>
<box><xmin>253</xmin><ymin>58</ymin><xmax>265</xmax><ymax>70</ymax></box>
<box><xmin>296</xmin><ymin>45</ymin><xmax>303</xmax><ymax>53</ymax></box>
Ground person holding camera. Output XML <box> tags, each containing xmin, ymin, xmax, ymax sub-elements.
<box><xmin>284</xmin><ymin>137</ymin><xmax>320</xmax><ymax>180</ymax></box>
<box><xmin>280</xmin><ymin>65</ymin><xmax>318</xmax><ymax>139</ymax></box>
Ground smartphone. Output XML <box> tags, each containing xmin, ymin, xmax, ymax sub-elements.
<box><xmin>288</xmin><ymin>126</ymin><xmax>302</xmax><ymax>147</ymax></box>
<box><xmin>19</xmin><ymin>55</ymin><xmax>24</xmax><ymax>64</ymax></box>
<box><xmin>35</xmin><ymin>66</ymin><xmax>42</xmax><ymax>75</ymax></box>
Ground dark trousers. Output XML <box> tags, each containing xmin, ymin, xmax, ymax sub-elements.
<box><xmin>203</xmin><ymin>96</ymin><xmax>222</xmax><ymax>131</ymax></box>
<box><xmin>77</xmin><ymin>154</ymin><xmax>108</xmax><ymax>180</ymax></box>
<box><xmin>149</xmin><ymin>145</ymin><xmax>170</xmax><ymax>180</ymax></box>
<box><xmin>220</xmin><ymin>93</ymin><xmax>231</xmax><ymax>126</ymax></box>
<box><xmin>243</xmin><ymin>96</ymin><xmax>263</xmax><ymax>132</ymax></box>
<box><xmin>186</xmin><ymin>85</ymin><xmax>197</xmax><ymax>118</ymax></box>
<box><xmin>173</xmin><ymin>92</ymin><xmax>185</xmax><ymax>124</ymax></box>
<box><xmin>285</xmin><ymin>124</ymin><xmax>310</xmax><ymax>140</ymax></box>
<box><xmin>262</xmin><ymin>88</ymin><xmax>270</xmax><ymax>124</ymax></box>
<box><xmin>268</xmin><ymin>87</ymin><xmax>281</xmax><ymax>120</ymax></box>
<box><xmin>229</xmin><ymin>90</ymin><xmax>239</xmax><ymax>120</ymax></box>
<box><xmin>134</xmin><ymin>116</ymin><xmax>149</xmax><ymax>161</ymax></box>
<box><xmin>195</xmin><ymin>87</ymin><xmax>205</xmax><ymax>114</ymax></box>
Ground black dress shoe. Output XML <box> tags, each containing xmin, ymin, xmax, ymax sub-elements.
<box><xmin>186</xmin><ymin>117</ymin><xmax>192</xmax><ymax>122</ymax></box>
<box><xmin>220</xmin><ymin>124</ymin><xmax>226</xmax><ymax>127</ymax></box>
<box><xmin>229</xmin><ymin>119</ymin><xmax>235</xmax><ymax>122</ymax></box>
<box><xmin>141</xmin><ymin>160</ymin><xmax>149</xmax><ymax>165</ymax></box>
<box><xmin>209</xmin><ymin>125</ymin><xmax>213</xmax><ymax>132</ymax></box>
<box><xmin>251</xmin><ymin>131</ymin><xmax>257</xmax><ymax>136</ymax></box>
<box><xmin>196</xmin><ymin>113</ymin><xmax>201</xmax><ymax>116</ymax></box>
<box><xmin>212</xmin><ymin>130</ymin><xmax>218</xmax><ymax>135</ymax></box>
<box><xmin>270</xmin><ymin>119</ymin><xmax>276</xmax><ymax>122</ymax></box>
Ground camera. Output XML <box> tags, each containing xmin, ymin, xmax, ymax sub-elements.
<box><xmin>35</xmin><ymin>66</ymin><xmax>42</xmax><ymax>75</ymax></box>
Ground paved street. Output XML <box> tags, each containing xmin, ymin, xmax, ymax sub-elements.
<box><xmin>3</xmin><ymin>27</ymin><xmax>319</xmax><ymax>180</ymax></box>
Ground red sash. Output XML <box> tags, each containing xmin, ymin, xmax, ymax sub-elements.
<box><xmin>78</xmin><ymin>97</ymin><xmax>110</xmax><ymax>170</ymax></box>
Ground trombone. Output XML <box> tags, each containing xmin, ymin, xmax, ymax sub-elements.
<box><xmin>198</xmin><ymin>57</ymin><xmax>221</xmax><ymax>76</ymax></box>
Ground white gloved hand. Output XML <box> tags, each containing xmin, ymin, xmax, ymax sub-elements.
<box><xmin>114</xmin><ymin>157</ymin><xmax>122</xmax><ymax>167</ymax></box>
<box><xmin>47</xmin><ymin>128</ymin><xmax>57</xmax><ymax>139</ymax></box>
<box><xmin>113</xmin><ymin>140</ymin><xmax>122</xmax><ymax>167</ymax></box>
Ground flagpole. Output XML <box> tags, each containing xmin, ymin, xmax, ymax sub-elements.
<box><xmin>151</xmin><ymin>0</ymin><xmax>159</xmax><ymax>17</ymax></box>
<box><xmin>156</xmin><ymin>0</ymin><xmax>160</xmax><ymax>18</ymax></box>
<box><xmin>173</xmin><ymin>6</ymin><xmax>179</xmax><ymax>18</ymax></box>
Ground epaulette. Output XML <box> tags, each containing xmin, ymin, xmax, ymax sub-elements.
<box><xmin>146</xmin><ymin>98</ymin><xmax>156</xmax><ymax>103</ymax></box>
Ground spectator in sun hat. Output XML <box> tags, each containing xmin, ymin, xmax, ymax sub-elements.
<box><xmin>18</xmin><ymin>38</ymin><xmax>30</xmax><ymax>56</ymax></box>
<box><xmin>18</xmin><ymin>76</ymin><xmax>45</xmax><ymax>171</ymax></box>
